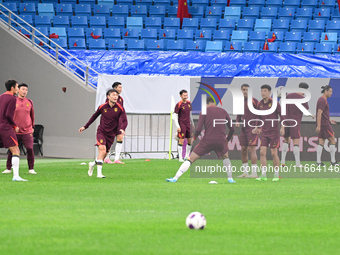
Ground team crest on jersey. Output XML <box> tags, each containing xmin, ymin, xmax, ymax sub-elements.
<box><xmin>188</xmin><ymin>104</ymin><xmax>190</xmax><ymax>107</ymax></box>
<box><xmin>269</xmin><ymin>103</ymin><xmax>272</xmax><ymax>107</ymax></box>
<box><xmin>100</xmin><ymin>139</ymin><xmax>103</xmax><ymax>143</ymax></box>
<box><xmin>16</xmin><ymin>104</ymin><xmax>18</xmax><ymax>107</ymax></box>
<box><xmin>26</xmin><ymin>103</ymin><xmax>29</xmax><ymax>107</ymax></box>
<box><xmin>104</xmin><ymin>109</ymin><xmax>107</xmax><ymax>113</ymax></box>
<box><xmin>182</xmin><ymin>106</ymin><xmax>185</xmax><ymax>110</ymax></box>
<box><xmin>114</xmin><ymin>108</ymin><xmax>117</xmax><ymax>112</ymax></box>
<box><xmin>260</xmin><ymin>105</ymin><xmax>263</xmax><ymax>108</ymax></box>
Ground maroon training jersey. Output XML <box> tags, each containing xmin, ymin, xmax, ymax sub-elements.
<box><xmin>84</xmin><ymin>102</ymin><xmax>127</xmax><ymax>135</ymax></box>
<box><xmin>194</xmin><ymin>106</ymin><xmax>234</xmax><ymax>142</ymax></box>
<box><xmin>236</xmin><ymin>97</ymin><xmax>259</xmax><ymax>130</ymax></box>
<box><xmin>285</xmin><ymin>93</ymin><xmax>309</xmax><ymax>126</ymax></box>
<box><xmin>0</xmin><ymin>91</ymin><xmax>17</xmax><ymax>130</ymax></box>
<box><xmin>316</xmin><ymin>96</ymin><xmax>331</xmax><ymax>127</ymax></box>
<box><xmin>174</xmin><ymin>100</ymin><xmax>192</xmax><ymax>127</ymax></box>
<box><xmin>257</xmin><ymin>98</ymin><xmax>283</xmax><ymax>133</ymax></box>
<box><xmin>14</xmin><ymin>97</ymin><xmax>35</xmax><ymax>134</ymax></box>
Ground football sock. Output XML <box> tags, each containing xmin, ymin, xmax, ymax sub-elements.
<box><xmin>242</xmin><ymin>163</ymin><xmax>249</xmax><ymax>174</ymax></box>
<box><xmin>12</xmin><ymin>155</ymin><xmax>20</xmax><ymax>178</ymax></box>
<box><xmin>115</xmin><ymin>141</ymin><xmax>123</xmax><ymax>161</ymax></box>
<box><xmin>185</xmin><ymin>144</ymin><xmax>191</xmax><ymax>158</ymax></box>
<box><xmin>330</xmin><ymin>144</ymin><xmax>336</xmax><ymax>163</ymax></box>
<box><xmin>293</xmin><ymin>145</ymin><xmax>301</xmax><ymax>166</ymax></box>
<box><xmin>261</xmin><ymin>166</ymin><xmax>267</xmax><ymax>177</ymax></box>
<box><xmin>223</xmin><ymin>158</ymin><xmax>233</xmax><ymax>179</ymax></box>
<box><xmin>281</xmin><ymin>142</ymin><xmax>289</xmax><ymax>164</ymax></box>
<box><xmin>178</xmin><ymin>143</ymin><xmax>183</xmax><ymax>160</ymax></box>
<box><xmin>317</xmin><ymin>144</ymin><xmax>323</xmax><ymax>163</ymax></box>
<box><xmin>96</xmin><ymin>159</ymin><xmax>103</xmax><ymax>176</ymax></box>
<box><xmin>174</xmin><ymin>160</ymin><xmax>191</xmax><ymax>180</ymax></box>
<box><xmin>251</xmin><ymin>164</ymin><xmax>258</xmax><ymax>174</ymax></box>
<box><xmin>274</xmin><ymin>166</ymin><xmax>279</xmax><ymax>178</ymax></box>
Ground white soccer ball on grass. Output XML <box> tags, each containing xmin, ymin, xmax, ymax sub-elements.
<box><xmin>186</xmin><ymin>212</ymin><xmax>207</xmax><ymax>230</ymax></box>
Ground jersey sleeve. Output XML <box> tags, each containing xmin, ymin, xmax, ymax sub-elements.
<box><xmin>5</xmin><ymin>97</ymin><xmax>17</xmax><ymax>128</ymax></box>
<box><xmin>303</xmin><ymin>101</ymin><xmax>309</xmax><ymax>110</ymax></box>
<box><xmin>318</xmin><ymin>99</ymin><xmax>326</xmax><ymax>111</ymax></box>
<box><xmin>194</xmin><ymin>113</ymin><xmax>204</xmax><ymax>139</ymax></box>
<box><xmin>174</xmin><ymin>102</ymin><xmax>180</xmax><ymax>114</ymax></box>
<box><xmin>226</xmin><ymin>112</ymin><xmax>235</xmax><ymax>142</ymax></box>
<box><xmin>84</xmin><ymin>106</ymin><xmax>102</xmax><ymax>129</ymax></box>
<box><xmin>29</xmin><ymin>99</ymin><xmax>35</xmax><ymax>128</ymax></box>
<box><xmin>118</xmin><ymin>109</ymin><xmax>128</xmax><ymax>131</ymax></box>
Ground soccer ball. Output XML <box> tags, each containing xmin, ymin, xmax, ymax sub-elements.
<box><xmin>276</xmin><ymin>86</ymin><xmax>285</xmax><ymax>98</ymax></box>
<box><xmin>186</xmin><ymin>212</ymin><xmax>207</xmax><ymax>230</ymax></box>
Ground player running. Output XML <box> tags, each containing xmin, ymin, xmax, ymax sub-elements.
<box><xmin>236</xmin><ymin>84</ymin><xmax>259</xmax><ymax>178</ymax></box>
<box><xmin>253</xmin><ymin>85</ymin><xmax>284</xmax><ymax>182</ymax></box>
<box><xmin>0</xmin><ymin>80</ymin><xmax>27</xmax><ymax>181</ymax></box>
<box><xmin>173</xmin><ymin>89</ymin><xmax>194</xmax><ymax>162</ymax></box>
<box><xmin>3</xmin><ymin>83</ymin><xmax>36</xmax><ymax>175</ymax></box>
<box><xmin>166</xmin><ymin>96</ymin><xmax>235</xmax><ymax>183</ymax></box>
<box><xmin>281</xmin><ymin>82</ymin><xmax>309</xmax><ymax>168</ymax></box>
<box><xmin>315</xmin><ymin>85</ymin><xmax>338</xmax><ymax>166</ymax></box>
<box><xmin>79</xmin><ymin>89</ymin><xmax>127</xmax><ymax>178</ymax></box>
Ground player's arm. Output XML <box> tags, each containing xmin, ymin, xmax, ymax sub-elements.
<box><xmin>316</xmin><ymin>109</ymin><xmax>323</xmax><ymax>133</ymax></box>
<box><xmin>190</xmin><ymin>112</ymin><xmax>195</xmax><ymax>129</ymax></box>
<box><xmin>193</xmin><ymin>113</ymin><xmax>204</xmax><ymax>140</ymax></box>
<box><xmin>277</xmin><ymin>102</ymin><xmax>285</xmax><ymax>136</ymax></box>
<box><xmin>30</xmin><ymin>100</ymin><xmax>35</xmax><ymax>129</ymax></box>
<box><xmin>226</xmin><ymin>113</ymin><xmax>235</xmax><ymax>142</ymax></box>
<box><xmin>79</xmin><ymin>107</ymin><xmax>102</xmax><ymax>133</ymax></box>
<box><xmin>235</xmin><ymin>115</ymin><xmax>242</xmax><ymax>128</ymax></box>
<box><xmin>118</xmin><ymin>109</ymin><xmax>128</xmax><ymax>135</ymax></box>
<box><xmin>5</xmin><ymin>98</ymin><xmax>18</xmax><ymax>131</ymax></box>
<box><xmin>173</xmin><ymin>103</ymin><xmax>181</xmax><ymax>132</ymax></box>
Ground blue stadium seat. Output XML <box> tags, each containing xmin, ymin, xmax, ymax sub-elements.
<box><xmin>279</xmin><ymin>42</ymin><xmax>297</xmax><ymax>53</ymax></box>
<box><xmin>35</xmin><ymin>15</ymin><xmax>51</xmax><ymax>27</ymax></box>
<box><xmin>320</xmin><ymin>32</ymin><xmax>338</xmax><ymax>44</ymax></box>
<box><xmin>126</xmin><ymin>17</ymin><xmax>143</xmax><ymax>30</ymax></box>
<box><xmin>191</xmin><ymin>0</ymin><xmax>209</xmax><ymax>7</ymax></box>
<box><xmin>195</xmin><ymin>29</ymin><xmax>212</xmax><ymax>41</ymax></box>
<box><xmin>213</xmin><ymin>30</ymin><xmax>230</xmax><ymax>41</ymax></box>
<box><xmin>20</xmin><ymin>3</ymin><xmax>36</xmax><ymax>18</ymax></box>
<box><xmin>50</xmin><ymin>27</ymin><xmax>67</xmax><ymax>38</ymax></box>
<box><xmin>260</xmin><ymin>7</ymin><xmax>278</xmax><ymax>19</ymax></box>
<box><xmin>122</xmin><ymin>28</ymin><xmax>139</xmax><ymax>43</ymax></box>
<box><xmin>326</xmin><ymin>20</ymin><xmax>340</xmax><ymax>32</ymax></box>
<box><xmin>186</xmin><ymin>40</ymin><xmax>205</xmax><ymax>52</ymax></box>
<box><xmin>53</xmin><ymin>15</ymin><xmax>70</xmax><ymax>27</ymax></box>
<box><xmin>301</xmin><ymin>0</ymin><xmax>318</xmax><ymax>10</ymax></box>
<box><xmin>283</xmin><ymin>0</ymin><xmax>300</xmax><ymax>8</ymax></box>
<box><xmin>145</xmin><ymin>17</ymin><xmax>162</xmax><ymax>28</ymax></box>
<box><xmin>94</xmin><ymin>5</ymin><xmax>110</xmax><ymax>17</ymax></box>
<box><xmin>177</xmin><ymin>29</ymin><xmax>194</xmax><ymax>41</ymax></box>
<box><xmin>249</xmin><ymin>31</ymin><xmax>266</xmax><ymax>41</ymax></box>
<box><xmin>146</xmin><ymin>39</ymin><xmax>165</xmax><ymax>51</ymax></box>
<box><xmin>130</xmin><ymin>5</ymin><xmax>147</xmax><ymax>18</ymax></box>
<box><xmin>243</xmin><ymin>41</ymin><xmax>261</xmax><ymax>52</ymax></box>
<box><xmin>68</xmin><ymin>27</ymin><xmax>85</xmax><ymax>39</ymax></box>
<box><xmin>285</xmin><ymin>32</ymin><xmax>302</xmax><ymax>42</ymax></box>
<box><xmin>71</xmin><ymin>16</ymin><xmax>88</xmax><ymax>29</ymax></box>
<box><xmin>313</xmin><ymin>8</ymin><xmax>331</xmax><ymax>21</ymax></box>
<box><xmin>159</xmin><ymin>29</ymin><xmax>176</xmax><ymax>40</ymax></box>
<box><xmin>36</xmin><ymin>26</ymin><xmax>49</xmax><ymax>37</ymax></box>
<box><xmin>278</xmin><ymin>7</ymin><xmax>296</xmax><ymax>21</ymax></box>
<box><xmin>270</xmin><ymin>31</ymin><xmax>285</xmax><ymax>41</ymax></box>
<box><xmin>112</xmin><ymin>5</ymin><xmax>129</xmax><ymax>17</ymax></box>
<box><xmin>104</xmin><ymin>27</ymin><xmax>121</xmax><ymax>45</ymax></box>
<box><xmin>290</xmin><ymin>19</ymin><xmax>308</xmax><ymax>32</ymax></box>
<box><xmin>117</xmin><ymin>0</ymin><xmax>133</xmax><ymax>4</ymax></box>
<box><xmin>90</xmin><ymin>16</ymin><xmax>106</xmax><ymax>29</ymax></box>
<box><xmin>262</xmin><ymin>41</ymin><xmax>278</xmax><ymax>53</ymax></box>
<box><xmin>231</xmin><ymin>30</ymin><xmax>248</xmax><ymax>44</ymax></box>
<box><xmin>164</xmin><ymin>17</ymin><xmax>180</xmax><ymax>30</ymax></box>
<box><xmin>229</xmin><ymin>0</ymin><xmax>246</xmax><ymax>8</ymax></box>
<box><xmin>149</xmin><ymin>6</ymin><xmax>165</xmax><ymax>18</ymax></box>
<box><xmin>50</xmin><ymin>38</ymin><xmax>67</xmax><ymax>48</ymax></box>
<box><xmin>60</xmin><ymin>0</ymin><xmax>76</xmax><ymax>11</ymax></box>
<box><xmin>188</xmin><ymin>6</ymin><xmax>204</xmax><ymax>19</ymax></box>
<box><xmin>224</xmin><ymin>7</ymin><xmax>241</xmax><ymax>20</ymax></box>
<box><xmin>224</xmin><ymin>41</ymin><xmax>242</xmax><ymax>52</ymax></box>
<box><xmin>127</xmin><ymin>39</ymin><xmax>145</xmax><ymax>51</ymax></box>
<box><xmin>1</xmin><ymin>3</ymin><xmax>18</xmax><ymax>14</ymax></box>
<box><xmin>108</xmin><ymin>17</ymin><xmax>125</xmax><ymax>29</ymax></box>
<box><xmin>16</xmin><ymin>15</ymin><xmax>33</xmax><ymax>27</ymax></box>
<box><xmin>247</xmin><ymin>0</ymin><xmax>265</xmax><ymax>8</ymax></box>
<box><xmin>38</xmin><ymin>4</ymin><xmax>54</xmax><ymax>18</ymax></box>
<box><xmin>108</xmin><ymin>39</ymin><xmax>125</xmax><ymax>50</ymax></box>
<box><xmin>205</xmin><ymin>41</ymin><xmax>223</xmax><ymax>52</ymax></box>
<box><xmin>308</xmin><ymin>20</ymin><xmax>325</xmax><ymax>32</ymax></box>
<box><xmin>205</xmin><ymin>6</ymin><xmax>223</xmax><ymax>19</ymax></box>
<box><xmin>34</xmin><ymin>37</ymin><xmax>49</xmax><ymax>49</ymax></box>
<box><xmin>218</xmin><ymin>18</ymin><xmax>236</xmax><ymax>33</ymax></box>
<box><xmin>237</xmin><ymin>19</ymin><xmax>255</xmax><ymax>31</ymax></box>
<box><xmin>333</xmin><ymin>44</ymin><xmax>340</xmax><ymax>54</ymax></box>
<box><xmin>97</xmin><ymin>0</ymin><xmax>114</xmax><ymax>12</ymax></box>
<box><xmin>69</xmin><ymin>38</ymin><xmax>86</xmax><ymax>49</ymax></box>
<box><xmin>166</xmin><ymin>40</ymin><xmax>185</xmax><ymax>51</ymax></box>
<box><xmin>272</xmin><ymin>19</ymin><xmax>290</xmax><ymax>31</ymax></box>
<box><xmin>242</xmin><ymin>7</ymin><xmax>260</xmax><ymax>19</ymax></box>
<box><xmin>56</xmin><ymin>4</ymin><xmax>73</xmax><ymax>17</ymax></box>
<box><xmin>315</xmin><ymin>43</ymin><xmax>332</xmax><ymax>54</ymax></box>
<box><xmin>266</xmin><ymin>0</ymin><xmax>282</xmax><ymax>8</ymax></box>
<box><xmin>296</xmin><ymin>8</ymin><xmax>313</xmax><ymax>20</ymax></box>
<box><xmin>182</xmin><ymin>18</ymin><xmax>199</xmax><ymax>30</ymax></box>
<box><xmin>200</xmin><ymin>18</ymin><xmax>217</xmax><ymax>30</ymax></box>
<box><xmin>303</xmin><ymin>32</ymin><xmax>320</xmax><ymax>42</ymax></box>
<box><xmin>86</xmin><ymin>27</ymin><xmax>103</xmax><ymax>42</ymax></box>
<box><xmin>168</xmin><ymin>6</ymin><xmax>178</xmax><ymax>18</ymax></box>
<box><xmin>210</xmin><ymin>0</ymin><xmax>229</xmax><ymax>8</ymax></box>
<box><xmin>88</xmin><ymin>38</ymin><xmax>106</xmax><ymax>50</ymax></box>
<box><xmin>297</xmin><ymin>42</ymin><xmax>315</xmax><ymax>54</ymax></box>
<box><xmin>140</xmin><ymin>28</ymin><xmax>158</xmax><ymax>40</ymax></box>
<box><xmin>318</xmin><ymin>0</ymin><xmax>335</xmax><ymax>9</ymax></box>
<box><xmin>74</xmin><ymin>4</ymin><xmax>91</xmax><ymax>17</ymax></box>
<box><xmin>134</xmin><ymin>0</ymin><xmax>152</xmax><ymax>6</ymax></box>
<box><xmin>153</xmin><ymin>0</ymin><xmax>171</xmax><ymax>13</ymax></box>
<box><xmin>79</xmin><ymin>0</ymin><xmax>95</xmax><ymax>11</ymax></box>
<box><xmin>254</xmin><ymin>19</ymin><xmax>272</xmax><ymax>31</ymax></box>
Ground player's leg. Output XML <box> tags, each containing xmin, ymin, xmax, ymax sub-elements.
<box><xmin>185</xmin><ymin>136</ymin><xmax>193</xmax><ymax>159</ymax></box>
<box><xmin>281</xmin><ymin>137</ymin><xmax>290</xmax><ymax>166</ymax></box>
<box><xmin>9</xmin><ymin>145</ymin><xmax>26</xmax><ymax>181</ymax></box>
<box><xmin>292</xmin><ymin>139</ymin><xmax>302</xmax><ymax>167</ymax></box>
<box><xmin>3</xmin><ymin>149</ymin><xmax>12</xmax><ymax>173</ymax></box>
<box><xmin>177</xmin><ymin>138</ymin><xmax>184</xmax><ymax>162</ymax></box>
<box><xmin>104</xmin><ymin>145</ymin><xmax>114</xmax><ymax>164</ymax></box>
<box><xmin>317</xmin><ymin>138</ymin><xmax>325</xmax><ymax>165</ymax></box>
<box><xmin>271</xmin><ymin>148</ymin><xmax>280</xmax><ymax>181</ymax></box>
<box><xmin>21</xmin><ymin>134</ymin><xmax>36</xmax><ymax>174</ymax></box>
<box><xmin>95</xmin><ymin>145</ymin><xmax>106</xmax><ymax>178</ymax></box>
<box><xmin>114</xmin><ymin>133</ymin><xmax>125</xmax><ymax>164</ymax></box>
<box><xmin>167</xmin><ymin>152</ymin><xmax>200</xmax><ymax>182</ymax></box>
<box><xmin>328</xmin><ymin>136</ymin><xmax>338</xmax><ymax>165</ymax></box>
<box><xmin>256</xmin><ymin>146</ymin><xmax>268</xmax><ymax>181</ymax></box>
<box><xmin>238</xmin><ymin>145</ymin><xmax>250</xmax><ymax>177</ymax></box>
<box><xmin>222</xmin><ymin>152</ymin><xmax>236</xmax><ymax>183</ymax></box>
<box><xmin>248</xmin><ymin>145</ymin><xmax>258</xmax><ymax>178</ymax></box>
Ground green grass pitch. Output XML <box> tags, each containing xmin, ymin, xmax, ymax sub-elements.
<box><xmin>0</xmin><ymin>158</ymin><xmax>339</xmax><ymax>255</ymax></box>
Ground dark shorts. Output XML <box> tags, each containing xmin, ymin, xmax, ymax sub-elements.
<box><xmin>96</xmin><ymin>130</ymin><xmax>115</xmax><ymax>152</ymax></box>
<box><xmin>178</xmin><ymin>124</ymin><xmax>191</xmax><ymax>139</ymax></box>
<box><xmin>260</xmin><ymin>134</ymin><xmax>280</xmax><ymax>149</ymax></box>
<box><xmin>17</xmin><ymin>133</ymin><xmax>34</xmax><ymax>149</ymax></box>
<box><xmin>284</xmin><ymin>126</ymin><xmax>301</xmax><ymax>140</ymax></box>
<box><xmin>0</xmin><ymin>129</ymin><xmax>18</xmax><ymax>148</ymax></box>
<box><xmin>318</xmin><ymin>125</ymin><xmax>335</xmax><ymax>139</ymax></box>
<box><xmin>193</xmin><ymin>138</ymin><xmax>228</xmax><ymax>159</ymax></box>
<box><xmin>240</xmin><ymin>128</ymin><xmax>259</xmax><ymax>147</ymax></box>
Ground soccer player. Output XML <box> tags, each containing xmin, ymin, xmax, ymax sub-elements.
<box><xmin>253</xmin><ymin>85</ymin><xmax>284</xmax><ymax>182</ymax></box>
<box><xmin>166</xmin><ymin>96</ymin><xmax>236</xmax><ymax>183</ymax></box>
<box><xmin>236</xmin><ymin>84</ymin><xmax>259</xmax><ymax>178</ymax></box>
<box><xmin>173</xmin><ymin>89</ymin><xmax>194</xmax><ymax>162</ymax></box>
<box><xmin>281</xmin><ymin>82</ymin><xmax>310</xmax><ymax>168</ymax></box>
<box><xmin>2</xmin><ymin>83</ymin><xmax>36</xmax><ymax>175</ymax></box>
<box><xmin>315</xmin><ymin>85</ymin><xmax>338</xmax><ymax>166</ymax></box>
<box><xmin>79</xmin><ymin>89</ymin><xmax>127</xmax><ymax>178</ymax></box>
<box><xmin>0</xmin><ymin>79</ymin><xmax>27</xmax><ymax>181</ymax></box>
<box><xmin>104</xmin><ymin>81</ymin><xmax>126</xmax><ymax>164</ymax></box>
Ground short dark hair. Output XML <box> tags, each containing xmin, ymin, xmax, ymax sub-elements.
<box><xmin>5</xmin><ymin>80</ymin><xmax>17</xmax><ymax>91</ymax></box>
<box><xmin>112</xmin><ymin>82</ymin><xmax>121</xmax><ymax>89</ymax></box>
<box><xmin>261</xmin><ymin>84</ymin><xmax>271</xmax><ymax>91</ymax></box>
<box><xmin>206</xmin><ymin>96</ymin><xmax>215</xmax><ymax>104</ymax></box>
<box><xmin>180</xmin><ymin>89</ymin><xmax>187</xmax><ymax>96</ymax></box>
<box><xmin>299</xmin><ymin>82</ymin><xmax>309</xmax><ymax>89</ymax></box>
<box><xmin>241</xmin><ymin>84</ymin><xmax>249</xmax><ymax>89</ymax></box>
<box><xmin>321</xmin><ymin>85</ymin><xmax>332</xmax><ymax>94</ymax></box>
<box><xmin>18</xmin><ymin>83</ymin><xmax>28</xmax><ymax>89</ymax></box>
<box><xmin>106</xmin><ymin>89</ymin><xmax>119</xmax><ymax>96</ymax></box>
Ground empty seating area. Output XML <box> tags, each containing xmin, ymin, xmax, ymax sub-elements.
<box><xmin>1</xmin><ymin>0</ymin><xmax>340</xmax><ymax>53</ymax></box>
